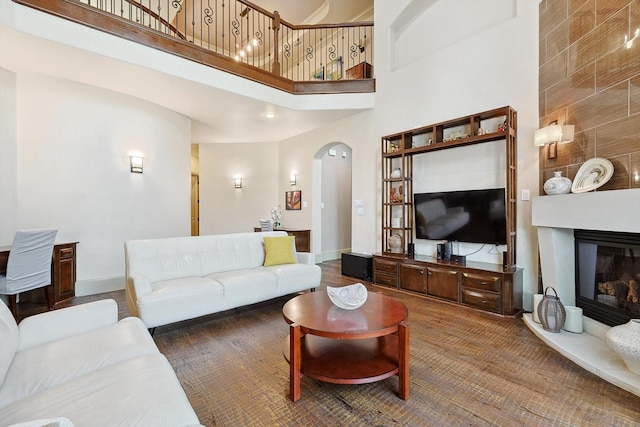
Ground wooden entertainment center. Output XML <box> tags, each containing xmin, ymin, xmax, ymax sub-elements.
<box><xmin>374</xmin><ymin>106</ymin><xmax>522</xmax><ymax>315</ymax></box>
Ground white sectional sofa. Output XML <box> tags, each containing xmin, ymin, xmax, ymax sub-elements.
<box><xmin>0</xmin><ymin>299</ymin><xmax>201</xmax><ymax>427</ymax></box>
<box><xmin>125</xmin><ymin>231</ymin><xmax>321</xmax><ymax>329</ymax></box>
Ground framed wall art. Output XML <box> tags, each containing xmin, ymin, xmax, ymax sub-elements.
<box><xmin>285</xmin><ymin>190</ymin><xmax>302</xmax><ymax>210</ymax></box>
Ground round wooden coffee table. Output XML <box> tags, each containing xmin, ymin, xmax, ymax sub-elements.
<box><xmin>282</xmin><ymin>290</ymin><xmax>409</xmax><ymax>402</ymax></box>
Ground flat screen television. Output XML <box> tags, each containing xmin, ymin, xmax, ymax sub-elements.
<box><xmin>413</xmin><ymin>188</ymin><xmax>506</xmax><ymax>244</ymax></box>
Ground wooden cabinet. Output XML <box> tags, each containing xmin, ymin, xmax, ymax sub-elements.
<box><xmin>375</xmin><ymin>107</ymin><xmax>520</xmax><ymax>316</ymax></box>
<box><xmin>373</xmin><ymin>257</ymin><xmax>398</xmax><ymax>289</ymax></box>
<box><xmin>426</xmin><ymin>266</ymin><xmax>459</xmax><ymax>302</ymax></box>
<box><xmin>253</xmin><ymin>228</ymin><xmax>310</xmax><ymax>252</ymax></box>
<box><xmin>346</xmin><ymin>62</ymin><xmax>373</xmax><ymax>79</ymax></box>
<box><xmin>399</xmin><ymin>263</ymin><xmax>426</xmax><ymax>293</ymax></box>
<box><xmin>373</xmin><ymin>253</ymin><xmax>522</xmax><ymax>316</ymax></box>
<box><xmin>53</xmin><ymin>243</ymin><xmax>77</xmax><ymax>303</ymax></box>
<box><xmin>380</xmin><ymin>106</ymin><xmax>517</xmax><ymax>268</ymax></box>
<box><xmin>285</xmin><ymin>229</ymin><xmax>310</xmax><ymax>253</ymax></box>
<box><xmin>460</xmin><ymin>271</ymin><xmax>503</xmax><ymax>313</ymax></box>
<box><xmin>1</xmin><ymin>242</ymin><xmax>78</xmax><ymax>305</ymax></box>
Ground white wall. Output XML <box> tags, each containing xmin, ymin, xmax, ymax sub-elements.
<box><xmin>321</xmin><ymin>143</ymin><xmax>352</xmax><ymax>259</ymax></box>
<box><xmin>0</xmin><ymin>68</ymin><xmax>18</xmax><ymax>244</ymax></box>
<box><xmin>279</xmin><ymin>0</ymin><xmax>540</xmax><ymax>305</ymax></box>
<box><xmin>198</xmin><ymin>142</ymin><xmax>279</xmax><ymax>235</ymax></box>
<box><xmin>1</xmin><ymin>72</ymin><xmax>191</xmax><ymax>294</ymax></box>
<box><xmin>1</xmin><ymin>0</ymin><xmax>540</xmax><ymax>307</ymax></box>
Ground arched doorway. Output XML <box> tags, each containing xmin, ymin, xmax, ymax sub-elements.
<box><xmin>312</xmin><ymin>143</ymin><xmax>352</xmax><ymax>261</ymax></box>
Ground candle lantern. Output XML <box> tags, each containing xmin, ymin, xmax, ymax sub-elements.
<box><xmin>537</xmin><ymin>287</ymin><xmax>566</xmax><ymax>333</ymax></box>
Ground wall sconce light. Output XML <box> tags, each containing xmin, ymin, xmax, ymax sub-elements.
<box><xmin>290</xmin><ymin>171</ymin><xmax>297</xmax><ymax>186</ymax></box>
<box><xmin>130</xmin><ymin>155</ymin><xmax>143</xmax><ymax>173</ymax></box>
<box><xmin>234</xmin><ymin>175</ymin><xmax>243</xmax><ymax>189</ymax></box>
<box><xmin>534</xmin><ymin>123</ymin><xmax>574</xmax><ymax>159</ymax></box>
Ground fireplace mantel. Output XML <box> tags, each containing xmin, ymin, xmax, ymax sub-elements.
<box><xmin>532</xmin><ymin>188</ymin><xmax>640</xmax><ymax>234</ymax></box>
<box><xmin>529</xmin><ymin>188</ymin><xmax>640</xmax><ymax>397</ymax></box>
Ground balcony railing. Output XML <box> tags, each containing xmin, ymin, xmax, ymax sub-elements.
<box><xmin>13</xmin><ymin>0</ymin><xmax>374</xmax><ymax>94</ymax></box>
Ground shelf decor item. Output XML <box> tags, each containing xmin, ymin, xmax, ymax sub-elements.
<box><xmin>571</xmin><ymin>157</ymin><xmax>614</xmax><ymax>193</ymax></box>
<box><xmin>537</xmin><ymin>287</ymin><xmax>566</xmax><ymax>332</ymax></box>
<box><xmin>390</xmin><ymin>168</ymin><xmax>402</xmax><ymax>178</ymax></box>
<box><xmin>543</xmin><ymin>171</ymin><xmax>572</xmax><ymax>195</ymax></box>
<box><xmin>605</xmin><ymin>319</ymin><xmax>640</xmax><ymax>374</ymax></box>
<box><xmin>326</xmin><ymin>283</ymin><xmax>368</xmax><ymax>310</ymax></box>
<box><xmin>389</xmin><ymin>233</ymin><xmax>403</xmax><ymax>253</ymax></box>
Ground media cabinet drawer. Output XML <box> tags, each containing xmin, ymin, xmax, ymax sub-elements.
<box><xmin>461</xmin><ymin>288</ymin><xmax>501</xmax><ymax>313</ymax></box>
<box><xmin>374</xmin><ymin>272</ymin><xmax>397</xmax><ymax>288</ymax></box>
<box><xmin>461</xmin><ymin>272</ymin><xmax>501</xmax><ymax>293</ymax></box>
<box><xmin>374</xmin><ymin>258</ymin><xmax>398</xmax><ymax>274</ymax></box>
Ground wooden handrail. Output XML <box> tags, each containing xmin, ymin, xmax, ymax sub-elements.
<box><xmin>11</xmin><ymin>0</ymin><xmax>375</xmax><ymax>94</ymax></box>
<box><xmin>126</xmin><ymin>0</ymin><xmax>185</xmax><ymax>40</ymax></box>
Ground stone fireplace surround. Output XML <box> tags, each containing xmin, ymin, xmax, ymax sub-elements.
<box><xmin>529</xmin><ymin>188</ymin><xmax>640</xmax><ymax>397</ymax></box>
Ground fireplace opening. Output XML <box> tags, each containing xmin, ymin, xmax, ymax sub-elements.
<box><xmin>575</xmin><ymin>229</ymin><xmax>640</xmax><ymax>326</ymax></box>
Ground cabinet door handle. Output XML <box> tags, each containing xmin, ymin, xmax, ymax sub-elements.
<box><xmin>427</xmin><ymin>271</ymin><xmax>432</xmax><ymax>276</ymax></box>
<box><xmin>419</xmin><ymin>270</ymin><xmax>424</xmax><ymax>274</ymax></box>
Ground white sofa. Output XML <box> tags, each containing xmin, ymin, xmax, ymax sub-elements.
<box><xmin>0</xmin><ymin>299</ymin><xmax>202</xmax><ymax>427</ymax></box>
<box><xmin>125</xmin><ymin>231</ymin><xmax>321</xmax><ymax>329</ymax></box>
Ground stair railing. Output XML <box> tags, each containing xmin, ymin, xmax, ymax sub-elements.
<box><xmin>71</xmin><ymin>0</ymin><xmax>373</xmax><ymax>82</ymax></box>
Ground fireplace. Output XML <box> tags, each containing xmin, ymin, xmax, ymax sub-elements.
<box><xmin>575</xmin><ymin>230</ymin><xmax>640</xmax><ymax>326</ymax></box>
<box><xmin>530</xmin><ymin>189</ymin><xmax>640</xmax><ymax>397</ymax></box>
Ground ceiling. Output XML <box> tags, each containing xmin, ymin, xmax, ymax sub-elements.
<box><xmin>0</xmin><ymin>0</ymin><xmax>374</xmax><ymax>144</ymax></box>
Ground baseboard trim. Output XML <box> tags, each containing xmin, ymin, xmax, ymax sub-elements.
<box><xmin>318</xmin><ymin>248</ymin><xmax>352</xmax><ymax>263</ymax></box>
<box><xmin>75</xmin><ymin>276</ymin><xmax>125</xmax><ymax>296</ymax></box>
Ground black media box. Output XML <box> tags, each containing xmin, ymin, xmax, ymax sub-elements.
<box><xmin>341</xmin><ymin>252</ymin><xmax>373</xmax><ymax>282</ymax></box>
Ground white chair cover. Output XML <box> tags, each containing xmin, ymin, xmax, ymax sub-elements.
<box><xmin>258</xmin><ymin>219</ymin><xmax>273</xmax><ymax>232</ymax></box>
<box><xmin>0</xmin><ymin>229</ymin><xmax>57</xmax><ymax>295</ymax></box>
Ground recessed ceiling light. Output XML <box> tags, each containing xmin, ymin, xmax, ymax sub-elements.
<box><xmin>265</xmin><ymin>112</ymin><xmax>275</xmax><ymax>119</ymax></box>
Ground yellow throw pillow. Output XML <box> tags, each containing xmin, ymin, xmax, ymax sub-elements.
<box><xmin>263</xmin><ymin>236</ymin><xmax>297</xmax><ymax>266</ymax></box>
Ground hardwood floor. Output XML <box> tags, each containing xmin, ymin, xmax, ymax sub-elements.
<box><xmin>16</xmin><ymin>260</ymin><xmax>640</xmax><ymax>426</ymax></box>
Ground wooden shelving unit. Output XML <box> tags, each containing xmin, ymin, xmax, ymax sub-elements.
<box><xmin>377</xmin><ymin>106</ymin><xmax>521</xmax><ymax>315</ymax></box>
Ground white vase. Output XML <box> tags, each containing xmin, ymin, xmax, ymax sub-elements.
<box><xmin>605</xmin><ymin>319</ymin><xmax>640</xmax><ymax>374</ymax></box>
<box><xmin>543</xmin><ymin>171</ymin><xmax>572</xmax><ymax>195</ymax></box>
<box><xmin>389</xmin><ymin>233</ymin><xmax>403</xmax><ymax>253</ymax></box>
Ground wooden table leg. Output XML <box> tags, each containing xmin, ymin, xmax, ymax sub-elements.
<box><xmin>398</xmin><ymin>322</ymin><xmax>409</xmax><ymax>400</ymax></box>
<box><xmin>289</xmin><ymin>323</ymin><xmax>301</xmax><ymax>402</ymax></box>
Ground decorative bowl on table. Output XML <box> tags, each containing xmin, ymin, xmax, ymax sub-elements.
<box><xmin>327</xmin><ymin>283</ymin><xmax>368</xmax><ymax>310</ymax></box>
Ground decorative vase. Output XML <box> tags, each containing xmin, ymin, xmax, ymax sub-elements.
<box><xmin>537</xmin><ymin>287</ymin><xmax>566</xmax><ymax>332</ymax></box>
<box><xmin>605</xmin><ymin>319</ymin><xmax>640</xmax><ymax>374</ymax></box>
<box><xmin>390</xmin><ymin>168</ymin><xmax>402</xmax><ymax>178</ymax></box>
<box><xmin>543</xmin><ymin>171</ymin><xmax>572</xmax><ymax>195</ymax></box>
<box><xmin>389</xmin><ymin>233</ymin><xmax>403</xmax><ymax>253</ymax></box>
<box><xmin>562</xmin><ymin>306</ymin><xmax>583</xmax><ymax>334</ymax></box>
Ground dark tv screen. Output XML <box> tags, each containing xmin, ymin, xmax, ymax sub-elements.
<box><xmin>414</xmin><ymin>188</ymin><xmax>506</xmax><ymax>244</ymax></box>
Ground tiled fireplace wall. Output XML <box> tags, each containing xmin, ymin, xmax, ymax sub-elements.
<box><xmin>539</xmin><ymin>0</ymin><xmax>640</xmax><ymax>191</ymax></box>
